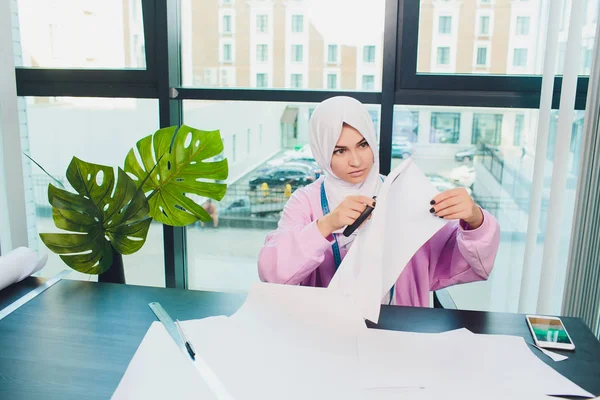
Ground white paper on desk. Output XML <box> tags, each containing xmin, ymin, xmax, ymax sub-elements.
<box><xmin>180</xmin><ymin>282</ymin><xmax>369</xmax><ymax>400</ymax></box>
<box><xmin>111</xmin><ymin>321</ymin><xmax>220</xmax><ymax>400</ymax></box>
<box><xmin>329</xmin><ymin>158</ymin><xmax>447</xmax><ymax>322</ymax></box>
<box><xmin>357</xmin><ymin>328</ymin><xmax>594</xmax><ymax>398</ymax></box>
<box><xmin>0</xmin><ymin>247</ymin><xmax>47</xmax><ymax>292</ymax></box>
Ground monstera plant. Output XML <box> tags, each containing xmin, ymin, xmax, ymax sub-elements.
<box><xmin>38</xmin><ymin>125</ymin><xmax>228</xmax><ymax>283</ymax></box>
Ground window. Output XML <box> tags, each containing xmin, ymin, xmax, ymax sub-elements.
<box><xmin>291</xmin><ymin>15</ymin><xmax>304</xmax><ymax>33</ymax></box>
<box><xmin>430</xmin><ymin>112</ymin><xmax>460</xmax><ymax>143</ymax></box>
<box><xmin>223</xmin><ymin>15</ymin><xmax>232</xmax><ymax>34</ymax></box>
<box><xmin>220</xmin><ymin>68</ymin><xmax>233</xmax><ymax>86</ymax></box>
<box><xmin>513</xmin><ymin>48</ymin><xmax>528</xmax><ymax>67</ymax></box>
<box><xmin>480</xmin><ymin>16</ymin><xmax>490</xmax><ymax>35</ymax></box>
<box><xmin>15</xmin><ymin>0</ymin><xmax>146</xmax><ymax>69</ymax></box>
<box><xmin>362</xmin><ymin>75</ymin><xmax>375</xmax><ymax>90</ymax></box>
<box><xmin>514</xmin><ymin>114</ymin><xmax>525</xmax><ymax>146</ymax></box>
<box><xmin>516</xmin><ymin>16</ymin><xmax>530</xmax><ymax>35</ymax></box>
<box><xmin>327</xmin><ymin>44</ymin><xmax>338</xmax><ymax>63</ymax></box>
<box><xmin>363</xmin><ymin>46</ymin><xmax>376</xmax><ymax>63</ymax></box>
<box><xmin>582</xmin><ymin>47</ymin><xmax>593</xmax><ymax>75</ymax></box>
<box><xmin>417</xmin><ymin>1</ymin><xmax>592</xmax><ymax>75</ymax></box>
<box><xmin>232</xmin><ymin>134</ymin><xmax>237</xmax><ymax>162</ymax></box>
<box><xmin>292</xmin><ymin>45</ymin><xmax>303</xmax><ymax>62</ymax></box>
<box><xmin>291</xmin><ymin>74</ymin><xmax>303</xmax><ymax>88</ymax></box>
<box><xmin>439</xmin><ymin>16</ymin><xmax>452</xmax><ymax>34</ymax></box>
<box><xmin>223</xmin><ymin>43</ymin><xmax>232</xmax><ymax>62</ymax></box>
<box><xmin>476</xmin><ymin>47</ymin><xmax>488</xmax><ymax>66</ymax></box>
<box><xmin>256</xmin><ymin>73</ymin><xmax>268</xmax><ymax>88</ymax></box>
<box><xmin>256</xmin><ymin>15</ymin><xmax>268</xmax><ymax>33</ymax></box>
<box><xmin>326</xmin><ymin>74</ymin><xmax>338</xmax><ymax>89</ymax></box>
<box><xmin>247</xmin><ymin>129</ymin><xmax>252</xmax><ymax>154</ymax></box>
<box><xmin>22</xmin><ymin>98</ymin><xmax>163</xmax><ymax>285</ymax></box>
<box><xmin>472</xmin><ymin>113</ymin><xmax>503</xmax><ymax>146</ymax></box>
<box><xmin>393</xmin><ymin>108</ymin><xmax>419</xmax><ymax>144</ymax></box>
<box><xmin>437</xmin><ymin>47</ymin><xmax>450</xmax><ymax>65</ymax></box>
<box><xmin>256</xmin><ymin>44</ymin><xmax>268</xmax><ymax>62</ymax></box>
<box><xmin>181</xmin><ymin>2</ymin><xmax>384</xmax><ymax>88</ymax></box>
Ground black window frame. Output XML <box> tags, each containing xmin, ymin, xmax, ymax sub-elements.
<box><xmin>13</xmin><ymin>0</ymin><xmax>591</xmax><ymax>289</ymax></box>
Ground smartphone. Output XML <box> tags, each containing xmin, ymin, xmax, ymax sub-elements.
<box><xmin>526</xmin><ymin>315</ymin><xmax>575</xmax><ymax>351</ymax></box>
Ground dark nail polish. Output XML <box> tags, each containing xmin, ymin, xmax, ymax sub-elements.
<box><xmin>372</xmin><ymin>201</ymin><xmax>376</xmax><ymax>208</ymax></box>
<box><xmin>430</xmin><ymin>200</ymin><xmax>436</xmax><ymax>205</ymax></box>
<box><xmin>439</xmin><ymin>216</ymin><xmax>444</xmax><ymax>219</ymax></box>
<box><xmin>429</xmin><ymin>207</ymin><xmax>435</xmax><ymax>213</ymax></box>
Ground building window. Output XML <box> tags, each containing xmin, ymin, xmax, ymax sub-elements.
<box><xmin>472</xmin><ymin>113</ymin><xmax>503</xmax><ymax>146</ymax></box>
<box><xmin>362</xmin><ymin>75</ymin><xmax>375</xmax><ymax>90</ymax></box>
<box><xmin>291</xmin><ymin>15</ymin><xmax>304</xmax><ymax>33</ymax></box>
<box><xmin>223</xmin><ymin>43</ymin><xmax>232</xmax><ymax>62</ymax></box>
<box><xmin>363</xmin><ymin>45</ymin><xmax>376</xmax><ymax>63</ymax></box>
<box><xmin>291</xmin><ymin>73</ymin><xmax>303</xmax><ymax>88</ymax></box>
<box><xmin>479</xmin><ymin>16</ymin><xmax>490</xmax><ymax>35</ymax></box>
<box><xmin>439</xmin><ymin>16</ymin><xmax>452</xmax><ymax>34</ymax></box>
<box><xmin>430</xmin><ymin>112</ymin><xmax>460</xmax><ymax>144</ymax></box>
<box><xmin>582</xmin><ymin>47</ymin><xmax>593</xmax><ymax>75</ymax></box>
<box><xmin>437</xmin><ymin>47</ymin><xmax>450</xmax><ymax>65</ymax></box>
<box><xmin>516</xmin><ymin>16</ymin><xmax>530</xmax><ymax>35</ymax></box>
<box><xmin>257</xmin><ymin>15</ymin><xmax>268</xmax><ymax>33</ymax></box>
<box><xmin>326</xmin><ymin>73</ymin><xmax>338</xmax><ymax>89</ymax></box>
<box><xmin>247</xmin><ymin>129</ymin><xmax>251</xmax><ymax>154</ymax></box>
<box><xmin>256</xmin><ymin>73</ymin><xmax>268</xmax><ymax>88</ymax></box>
<box><xmin>257</xmin><ymin>44</ymin><xmax>268</xmax><ymax>62</ymax></box>
<box><xmin>223</xmin><ymin>15</ymin><xmax>232</xmax><ymax>34</ymax></box>
<box><xmin>476</xmin><ymin>47</ymin><xmax>487</xmax><ymax>66</ymax></box>
<box><xmin>327</xmin><ymin>44</ymin><xmax>338</xmax><ymax>63</ymax></box>
<box><xmin>513</xmin><ymin>48</ymin><xmax>528</xmax><ymax>67</ymax></box>
<box><xmin>292</xmin><ymin>45</ymin><xmax>303</xmax><ymax>62</ymax></box>
<box><xmin>220</xmin><ymin>68</ymin><xmax>232</xmax><ymax>86</ymax></box>
<box><xmin>514</xmin><ymin>114</ymin><xmax>525</xmax><ymax>146</ymax></box>
<box><xmin>232</xmin><ymin>133</ymin><xmax>236</xmax><ymax>162</ymax></box>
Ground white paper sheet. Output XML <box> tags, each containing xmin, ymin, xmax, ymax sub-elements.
<box><xmin>532</xmin><ymin>344</ymin><xmax>569</xmax><ymax>362</ymax></box>
<box><xmin>357</xmin><ymin>327</ymin><xmax>593</xmax><ymax>398</ymax></box>
<box><xmin>111</xmin><ymin>321</ymin><xmax>219</xmax><ymax>400</ymax></box>
<box><xmin>329</xmin><ymin>158</ymin><xmax>447</xmax><ymax>322</ymax></box>
<box><xmin>181</xmin><ymin>283</ymin><xmax>367</xmax><ymax>400</ymax></box>
<box><xmin>0</xmin><ymin>247</ymin><xmax>47</xmax><ymax>292</ymax></box>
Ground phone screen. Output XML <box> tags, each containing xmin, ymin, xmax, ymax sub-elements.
<box><xmin>528</xmin><ymin>317</ymin><xmax>572</xmax><ymax>344</ymax></box>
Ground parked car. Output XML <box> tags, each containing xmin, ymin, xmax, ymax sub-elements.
<box><xmin>249</xmin><ymin>165</ymin><xmax>317</xmax><ymax>191</ymax></box>
<box><xmin>391</xmin><ymin>140</ymin><xmax>413</xmax><ymax>159</ymax></box>
<box><xmin>455</xmin><ymin>146</ymin><xmax>500</xmax><ymax>162</ymax></box>
<box><xmin>220</xmin><ymin>196</ymin><xmax>287</xmax><ymax>217</ymax></box>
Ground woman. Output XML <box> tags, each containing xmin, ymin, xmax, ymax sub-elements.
<box><xmin>258</xmin><ymin>96</ymin><xmax>500</xmax><ymax>307</ymax></box>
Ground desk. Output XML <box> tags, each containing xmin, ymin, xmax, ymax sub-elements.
<box><xmin>0</xmin><ymin>278</ymin><xmax>599</xmax><ymax>400</ymax></box>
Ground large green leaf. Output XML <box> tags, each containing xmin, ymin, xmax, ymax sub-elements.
<box><xmin>40</xmin><ymin>157</ymin><xmax>151</xmax><ymax>275</ymax></box>
<box><xmin>124</xmin><ymin>125</ymin><xmax>229</xmax><ymax>226</ymax></box>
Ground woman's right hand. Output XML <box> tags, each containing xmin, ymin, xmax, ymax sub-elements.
<box><xmin>317</xmin><ymin>195</ymin><xmax>375</xmax><ymax>238</ymax></box>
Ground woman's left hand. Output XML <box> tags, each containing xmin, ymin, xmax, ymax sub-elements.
<box><xmin>430</xmin><ymin>188</ymin><xmax>484</xmax><ymax>229</ymax></box>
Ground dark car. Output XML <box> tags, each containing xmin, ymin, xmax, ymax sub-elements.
<box><xmin>455</xmin><ymin>146</ymin><xmax>500</xmax><ymax>162</ymax></box>
<box><xmin>391</xmin><ymin>141</ymin><xmax>413</xmax><ymax>159</ymax></box>
<box><xmin>249</xmin><ymin>165</ymin><xmax>317</xmax><ymax>191</ymax></box>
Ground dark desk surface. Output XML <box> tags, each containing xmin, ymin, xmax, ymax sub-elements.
<box><xmin>0</xmin><ymin>278</ymin><xmax>599</xmax><ymax>400</ymax></box>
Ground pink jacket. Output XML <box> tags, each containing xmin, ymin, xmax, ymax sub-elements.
<box><xmin>257</xmin><ymin>178</ymin><xmax>501</xmax><ymax>307</ymax></box>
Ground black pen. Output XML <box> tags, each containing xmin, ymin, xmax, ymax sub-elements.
<box><xmin>342</xmin><ymin>196</ymin><xmax>377</xmax><ymax>237</ymax></box>
<box><xmin>175</xmin><ymin>319</ymin><xmax>196</xmax><ymax>360</ymax></box>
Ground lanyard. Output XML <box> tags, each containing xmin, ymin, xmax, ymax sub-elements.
<box><xmin>320</xmin><ymin>181</ymin><xmax>395</xmax><ymax>305</ymax></box>
<box><xmin>320</xmin><ymin>182</ymin><xmax>343</xmax><ymax>271</ymax></box>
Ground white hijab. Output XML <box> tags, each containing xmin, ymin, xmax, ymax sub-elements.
<box><xmin>308</xmin><ymin>96</ymin><xmax>382</xmax><ymax>248</ymax></box>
